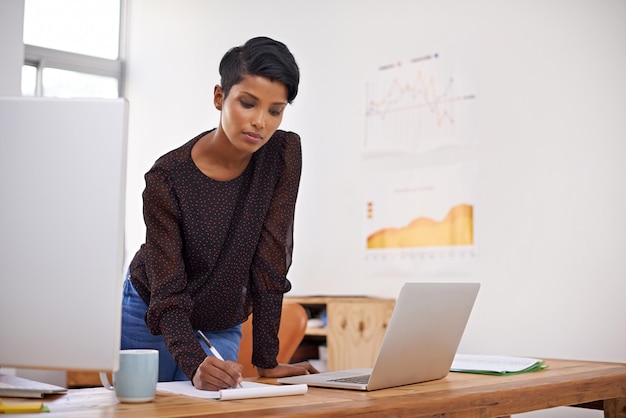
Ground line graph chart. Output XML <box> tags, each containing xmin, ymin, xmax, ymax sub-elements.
<box><xmin>364</xmin><ymin>51</ymin><xmax>476</xmax><ymax>154</ymax></box>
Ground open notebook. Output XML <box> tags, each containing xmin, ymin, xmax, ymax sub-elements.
<box><xmin>158</xmin><ymin>380</ymin><xmax>307</xmax><ymax>401</ymax></box>
<box><xmin>278</xmin><ymin>282</ymin><xmax>480</xmax><ymax>391</ymax></box>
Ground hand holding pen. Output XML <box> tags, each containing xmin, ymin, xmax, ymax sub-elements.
<box><xmin>196</xmin><ymin>330</ymin><xmax>243</xmax><ymax>389</ymax></box>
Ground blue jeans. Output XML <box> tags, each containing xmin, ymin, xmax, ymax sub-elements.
<box><xmin>120</xmin><ymin>276</ymin><xmax>242</xmax><ymax>382</ymax></box>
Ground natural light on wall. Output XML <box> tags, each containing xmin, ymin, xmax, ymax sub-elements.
<box><xmin>22</xmin><ymin>0</ymin><xmax>123</xmax><ymax>98</ymax></box>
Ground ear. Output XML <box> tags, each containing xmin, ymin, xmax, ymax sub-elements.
<box><xmin>213</xmin><ymin>85</ymin><xmax>224</xmax><ymax>111</ymax></box>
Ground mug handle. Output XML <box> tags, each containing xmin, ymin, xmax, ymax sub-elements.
<box><xmin>99</xmin><ymin>372</ymin><xmax>114</xmax><ymax>390</ymax></box>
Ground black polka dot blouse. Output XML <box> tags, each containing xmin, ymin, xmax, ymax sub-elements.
<box><xmin>129</xmin><ymin>129</ymin><xmax>302</xmax><ymax>380</ymax></box>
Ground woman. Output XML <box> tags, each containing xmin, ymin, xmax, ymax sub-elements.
<box><xmin>121</xmin><ymin>36</ymin><xmax>318</xmax><ymax>390</ymax></box>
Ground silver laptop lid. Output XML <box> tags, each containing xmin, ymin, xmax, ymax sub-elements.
<box><xmin>366</xmin><ymin>282</ymin><xmax>480</xmax><ymax>390</ymax></box>
<box><xmin>277</xmin><ymin>282</ymin><xmax>480</xmax><ymax>391</ymax></box>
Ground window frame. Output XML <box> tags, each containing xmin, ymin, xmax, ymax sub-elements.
<box><xmin>23</xmin><ymin>0</ymin><xmax>127</xmax><ymax>98</ymax></box>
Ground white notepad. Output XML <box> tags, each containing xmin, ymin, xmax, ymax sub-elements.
<box><xmin>157</xmin><ymin>380</ymin><xmax>307</xmax><ymax>401</ymax></box>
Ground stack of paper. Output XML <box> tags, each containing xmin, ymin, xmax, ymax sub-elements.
<box><xmin>158</xmin><ymin>380</ymin><xmax>307</xmax><ymax>401</ymax></box>
<box><xmin>451</xmin><ymin>354</ymin><xmax>547</xmax><ymax>375</ymax></box>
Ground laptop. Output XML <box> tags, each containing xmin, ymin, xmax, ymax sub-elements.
<box><xmin>278</xmin><ymin>282</ymin><xmax>480</xmax><ymax>391</ymax></box>
<box><xmin>0</xmin><ymin>373</ymin><xmax>67</xmax><ymax>398</ymax></box>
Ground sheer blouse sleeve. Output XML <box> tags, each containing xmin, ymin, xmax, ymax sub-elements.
<box><xmin>141</xmin><ymin>166</ymin><xmax>208</xmax><ymax>378</ymax></box>
<box><xmin>250</xmin><ymin>132</ymin><xmax>302</xmax><ymax>369</ymax></box>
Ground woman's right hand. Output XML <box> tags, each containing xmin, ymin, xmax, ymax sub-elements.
<box><xmin>257</xmin><ymin>361</ymin><xmax>320</xmax><ymax>378</ymax></box>
<box><xmin>192</xmin><ymin>356</ymin><xmax>243</xmax><ymax>391</ymax></box>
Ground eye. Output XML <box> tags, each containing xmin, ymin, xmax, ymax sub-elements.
<box><xmin>239</xmin><ymin>99</ymin><xmax>254</xmax><ymax>109</ymax></box>
<box><xmin>269</xmin><ymin>108</ymin><xmax>283</xmax><ymax>117</ymax></box>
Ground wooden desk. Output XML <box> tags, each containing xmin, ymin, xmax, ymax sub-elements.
<box><xmin>5</xmin><ymin>359</ymin><xmax>626</xmax><ymax>417</ymax></box>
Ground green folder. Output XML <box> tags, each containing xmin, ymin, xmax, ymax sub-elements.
<box><xmin>450</xmin><ymin>354</ymin><xmax>548</xmax><ymax>376</ymax></box>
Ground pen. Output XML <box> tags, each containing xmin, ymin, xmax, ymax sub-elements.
<box><xmin>197</xmin><ymin>330</ymin><xmax>242</xmax><ymax>388</ymax></box>
<box><xmin>197</xmin><ymin>330</ymin><xmax>225</xmax><ymax>361</ymax></box>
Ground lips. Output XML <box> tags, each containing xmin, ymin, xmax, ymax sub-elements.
<box><xmin>244</xmin><ymin>131</ymin><xmax>263</xmax><ymax>143</ymax></box>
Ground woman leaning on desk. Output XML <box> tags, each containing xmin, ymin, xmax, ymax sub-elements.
<box><xmin>120</xmin><ymin>36</ymin><xmax>318</xmax><ymax>391</ymax></box>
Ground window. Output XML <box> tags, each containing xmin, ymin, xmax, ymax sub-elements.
<box><xmin>22</xmin><ymin>0</ymin><xmax>125</xmax><ymax>98</ymax></box>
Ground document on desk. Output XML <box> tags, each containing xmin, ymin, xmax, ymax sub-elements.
<box><xmin>157</xmin><ymin>381</ymin><xmax>307</xmax><ymax>401</ymax></box>
<box><xmin>451</xmin><ymin>354</ymin><xmax>547</xmax><ymax>375</ymax></box>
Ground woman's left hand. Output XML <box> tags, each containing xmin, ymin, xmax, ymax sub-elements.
<box><xmin>256</xmin><ymin>361</ymin><xmax>319</xmax><ymax>378</ymax></box>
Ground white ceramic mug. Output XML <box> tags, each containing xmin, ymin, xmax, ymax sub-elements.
<box><xmin>100</xmin><ymin>349</ymin><xmax>159</xmax><ymax>403</ymax></box>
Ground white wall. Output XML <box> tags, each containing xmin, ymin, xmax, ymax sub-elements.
<box><xmin>125</xmin><ymin>0</ymin><xmax>625</xmax><ymax>335</ymax></box>
<box><xmin>0</xmin><ymin>0</ymin><xmax>24</xmax><ymax>95</ymax></box>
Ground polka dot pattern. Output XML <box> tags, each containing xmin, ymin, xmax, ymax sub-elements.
<box><xmin>129</xmin><ymin>129</ymin><xmax>302</xmax><ymax>379</ymax></box>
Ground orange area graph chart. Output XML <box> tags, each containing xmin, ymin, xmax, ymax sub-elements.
<box><xmin>367</xmin><ymin>203</ymin><xmax>473</xmax><ymax>249</ymax></box>
<box><xmin>363</xmin><ymin>164</ymin><xmax>476</xmax><ymax>269</ymax></box>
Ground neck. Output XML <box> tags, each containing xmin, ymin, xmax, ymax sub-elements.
<box><xmin>191</xmin><ymin>130</ymin><xmax>251</xmax><ymax>181</ymax></box>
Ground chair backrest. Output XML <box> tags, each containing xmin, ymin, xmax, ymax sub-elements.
<box><xmin>237</xmin><ymin>302</ymin><xmax>308</xmax><ymax>377</ymax></box>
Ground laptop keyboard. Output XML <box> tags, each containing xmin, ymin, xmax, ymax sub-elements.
<box><xmin>329</xmin><ymin>374</ymin><xmax>371</xmax><ymax>384</ymax></box>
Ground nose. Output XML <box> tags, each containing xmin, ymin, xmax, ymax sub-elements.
<box><xmin>251</xmin><ymin>110</ymin><xmax>265</xmax><ymax>130</ymax></box>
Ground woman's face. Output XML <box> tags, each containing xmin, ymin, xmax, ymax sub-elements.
<box><xmin>215</xmin><ymin>74</ymin><xmax>288</xmax><ymax>154</ymax></box>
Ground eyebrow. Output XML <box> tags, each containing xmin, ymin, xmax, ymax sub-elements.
<box><xmin>240</xmin><ymin>91</ymin><xmax>287</xmax><ymax>106</ymax></box>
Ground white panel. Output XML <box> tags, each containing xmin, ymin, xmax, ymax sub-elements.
<box><xmin>0</xmin><ymin>97</ymin><xmax>127</xmax><ymax>372</ymax></box>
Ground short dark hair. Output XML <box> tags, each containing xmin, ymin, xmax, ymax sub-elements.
<box><xmin>219</xmin><ymin>37</ymin><xmax>300</xmax><ymax>104</ymax></box>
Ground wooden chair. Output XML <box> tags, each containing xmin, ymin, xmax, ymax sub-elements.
<box><xmin>237</xmin><ymin>302</ymin><xmax>308</xmax><ymax>377</ymax></box>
